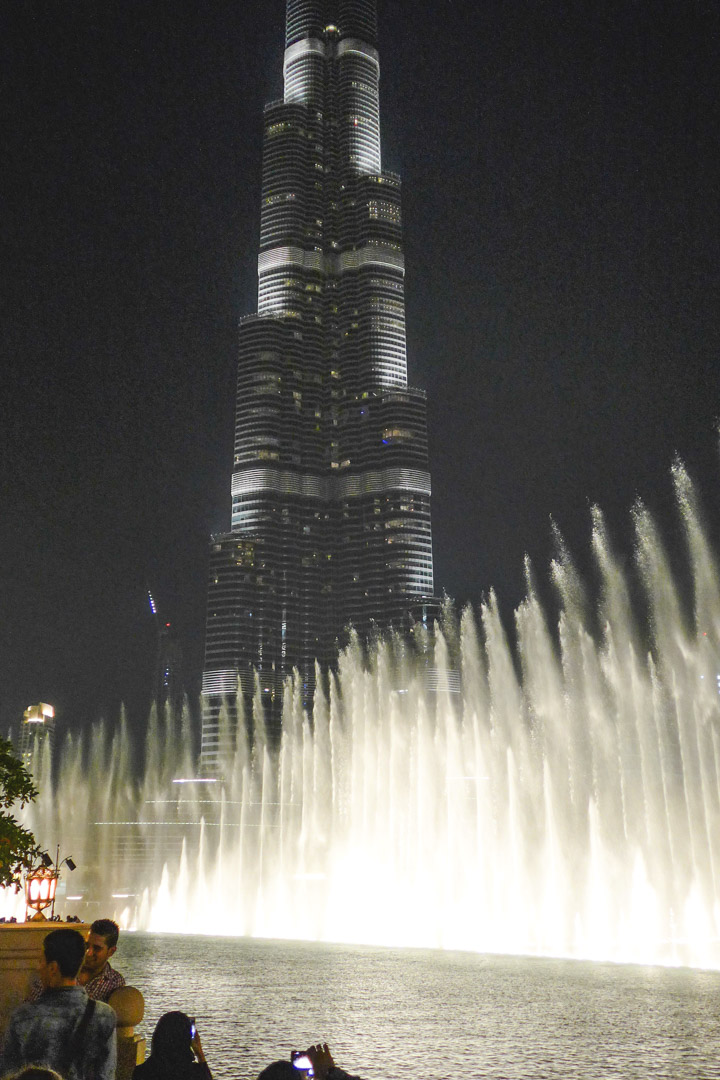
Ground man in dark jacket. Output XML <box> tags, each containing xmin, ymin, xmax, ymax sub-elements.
<box><xmin>1</xmin><ymin>927</ymin><xmax>117</xmax><ymax>1080</ymax></box>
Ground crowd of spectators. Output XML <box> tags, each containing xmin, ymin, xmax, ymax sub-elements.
<box><xmin>0</xmin><ymin>923</ymin><xmax>364</xmax><ymax>1080</ymax></box>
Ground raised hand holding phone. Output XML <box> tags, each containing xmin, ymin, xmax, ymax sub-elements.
<box><xmin>292</xmin><ymin>1052</ymin><xmax>314</xmax><ymax>1076</ymax></box>
<box><xmin>305</xmin><ymin>1044</ymin><xmax>335</xmax><ymax>1080</ymax></box>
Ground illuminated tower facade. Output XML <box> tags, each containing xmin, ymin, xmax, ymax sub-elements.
<box><xmin>18</xmin><ymin>703</ymin><xmax>55</xmax><ymax>771</ymax></box>
<box><xmin>201</xmin><ymin>0</ymin><xmax>437</xmax><ymax>767</ymax></box>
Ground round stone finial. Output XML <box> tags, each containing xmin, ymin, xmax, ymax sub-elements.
<box><xmin>108</xmin><ymin>985</ymin><xmax>145</xmax><ymax>1031</ymax></box>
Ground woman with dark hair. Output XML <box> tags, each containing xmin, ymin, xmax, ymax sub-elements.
<box><xmin>132</xmin><ymin>1012</ymin><xmax>212</xmax><ymax>1079</ymax></box>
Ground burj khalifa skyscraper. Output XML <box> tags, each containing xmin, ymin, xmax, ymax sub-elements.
<box><xmin>201</xmin><ymin>0</ymin><xmax>438</xmax><ymax>768</ymax></box>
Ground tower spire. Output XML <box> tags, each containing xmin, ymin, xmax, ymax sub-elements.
<box><xmin>285</xmin><ymin>1</ymin><xmax>378</xmax><ymax>48</ymax></box>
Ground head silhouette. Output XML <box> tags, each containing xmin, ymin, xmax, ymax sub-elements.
<box><xmin>9</xmin><ymin>1070</ymin><xmax>65</xmax><ymax>1080</ymax></box>
<box><xmin>257</xmin><ymin>1063</ymin><xmax>297</xmax><ymax>1080</ymax></box>
<box><xmin>149</xmin><ymin>1011</ymin><xmax>195</xmax><ymax>1069</ymax></box>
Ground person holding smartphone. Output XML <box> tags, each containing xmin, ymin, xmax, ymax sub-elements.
<box><xmin>258</xmin><ymin>1043</ymin><xmax>363</xmax><ymax>1080</ymax></box>
<box><xmin>132</xmin><ymin>1011</ymin><xmax>212</xmax><ymax>1079</ymax></box>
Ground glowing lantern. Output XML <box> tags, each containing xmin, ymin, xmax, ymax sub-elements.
<box><xmin>25</xmin><ymin>863</ymin><xmax>58</xmax><ymax>920</ymax></box>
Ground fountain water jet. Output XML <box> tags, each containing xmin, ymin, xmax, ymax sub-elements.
<box><xmin>4</xmin><ymin>463</ymin><xmax>720</xmax><ymax>968</ymax></box>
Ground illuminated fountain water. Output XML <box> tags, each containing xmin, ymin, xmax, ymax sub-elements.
<box><xmin>5</xmin><ymin>463</ymin><xmax>720</xmax><ymax>968</ymax></box>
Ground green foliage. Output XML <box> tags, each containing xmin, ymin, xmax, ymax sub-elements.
<box><xmin>0</xmin><ymin>736</ymin><xmax>42</xmax><ymax>890</ymax></box>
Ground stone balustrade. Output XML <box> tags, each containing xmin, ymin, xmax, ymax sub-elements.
<box><xmin>109</xmin><ymin>984</ymin><xmax>147</xmax><ymax>1079</ymax></box>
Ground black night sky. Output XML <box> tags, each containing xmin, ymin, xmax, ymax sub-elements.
<box><xmin>3</xmin><ymin>0</ymin><xmax>719</xmax><ymax>739</ymax></box>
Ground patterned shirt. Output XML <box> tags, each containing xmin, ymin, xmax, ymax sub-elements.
<box><xmin>83</xmin><ymin>961</ymin><xmax>126</xmax><ymax>1002</ymax></box>
<box><xmin>27</xmin><ymin>962</ymin><xmax>125</xmax><ymax>1004</ymax></box>
<box><xmin>2</xmin><ymin>985</ymin><xmax>117</xmax><ymax>1080</ymax></box>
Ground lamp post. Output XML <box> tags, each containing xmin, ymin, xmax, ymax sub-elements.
<box><xmin>24</xmin><ymin>848</ymin><xmax>77</xmax><ymax>922</ymax></box>
<box><xmin>24</xmin><ymin>859</ymin><xmax>57</xmax><ymax>921</ymax></box>
<box><xmin>50</xmin><ymin>846</ymin><xmax>77</xmax><ymax>920</ymax></box>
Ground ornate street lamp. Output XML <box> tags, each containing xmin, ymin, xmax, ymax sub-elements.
<box><xmin>24</xmin><ymin>861</ymin><xmax>57</xmax><ymax>921</ymax></box>
<box><xmin>24</xmin><ymin>848</ymin><xmax>77</xmax><ymax>921</ymax></box>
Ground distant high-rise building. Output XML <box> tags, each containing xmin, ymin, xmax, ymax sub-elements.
<box><xmin>147</xmin><ymin>589</ymin><xmax>185</xmax><ymax>713</ymax></box>
<box><xmin>18</xmin><ymin>703</ymin><xmax>55</xmax><ymax>770</ymax></box>
<box><xmin>201</xmin><ymin>0</ymin><xmax>438</xmax><ymax>768</ymax></box>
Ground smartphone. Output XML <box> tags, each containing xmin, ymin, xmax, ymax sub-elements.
<box><xmin>190</xmin><ymin>1020</ymin><xmax>197</xmax><ymax>1039</ymax></box>
<box><xmin>292</xmin><ymin>1053</ymin><xmax>314</xmax><ymax>1076</ymax></box>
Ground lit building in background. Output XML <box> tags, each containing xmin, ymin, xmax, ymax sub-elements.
<box><xmin>18</xmin><ymin>702</ymin><xmax>55</xmax><ymax>769</ymax></box>
<box><xmin>201</xmin><ymin>0</ymin><xmax>438</xmax><ymax>768</ymax></box>
<box><xmin>147</xmin><ymin>588</ymin><xmax>185</xmax><ymax>713</ymax></box>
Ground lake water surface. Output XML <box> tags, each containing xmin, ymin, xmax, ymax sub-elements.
<box><xmin>120</xmin><ymin>934</ymin><xmax>720</xmax><ymax>1080</ymax></box>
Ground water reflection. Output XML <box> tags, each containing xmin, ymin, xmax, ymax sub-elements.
<box><xmin>120</xmin><ymin>934</ymin><xmax>720</xmax><ymax>1080</ymax></box>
